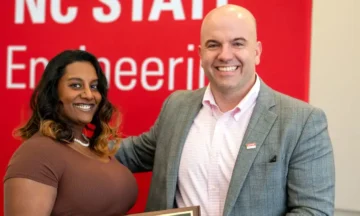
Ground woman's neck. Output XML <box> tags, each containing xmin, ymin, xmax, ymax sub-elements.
<box><xmin>71</xmin><ymin>125</ymin><xmax>85</xmax><ymax>141</ymax></box>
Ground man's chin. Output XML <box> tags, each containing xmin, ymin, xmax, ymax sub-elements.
<box><xmin>213</xmin><ymin>83</ymin><xmax>237</xmax><ymax>92</ymax></box>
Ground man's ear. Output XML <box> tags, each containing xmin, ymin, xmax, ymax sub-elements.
<box><xmin>255</xmin><ymin>41</ymin><xmax>262</xmax><ymax>65</ymax></box>
<box><xmin>198</xmin><ymin>45</ymin><xmax>202</xmax><ymax>57</ymax></box>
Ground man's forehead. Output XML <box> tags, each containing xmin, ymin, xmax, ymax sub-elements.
<box><xmin>202</xmin><ymin>4</ymin><xmax>256</xmax><ymax>25</ymax></box>
<box><xmin>201</xmin><ymin>22</ymin><xmax>253</xmax><ymax>42</ymax></box>
<box><xmin>200</xmin><ymin>5</ymin><xmax>257</xmax><ymax>42</ymax></box>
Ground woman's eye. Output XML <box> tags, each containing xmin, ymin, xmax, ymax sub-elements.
<box><xmin>69</xmin><ymin>83</ymin><xmax>81</xmax><ymax>88</ymax></box>
<box><xmin>91</xmin><ymin>84</ymin><xmax>98</xmax><ymax>90</ymax></box>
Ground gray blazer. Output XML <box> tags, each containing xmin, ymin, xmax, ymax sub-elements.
<box><xmin>116</xmin><ymin>80</ymin><xmax>335</xmax><ymax>216</ymax></box>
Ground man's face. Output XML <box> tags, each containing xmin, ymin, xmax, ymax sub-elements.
<box><xmin>199</xmin><ymin>13</ymin><xmax>262</xmax><ymax>95</ymax></box>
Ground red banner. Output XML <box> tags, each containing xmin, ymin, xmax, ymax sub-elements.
<box><xmin>1</xmin><ymin>0</ymin><xmax>311</xmax><ymax>214</ymax></box>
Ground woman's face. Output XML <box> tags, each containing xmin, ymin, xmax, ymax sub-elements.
<box><xmin>57</xmin><ymin>61</ymin><xmax>102</xmax><ymax>127</ymax></box>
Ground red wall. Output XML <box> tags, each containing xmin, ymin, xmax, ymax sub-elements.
<box><xmin>1</xmin><ymin>0</ymin><xmax>311</xmax><ymax>214</ymax></box>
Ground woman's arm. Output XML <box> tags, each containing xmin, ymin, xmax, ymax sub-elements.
<box><xmin>4</xmin><ymin>178</ymin><xmax>57</xmax><ymax>216</ymax></box>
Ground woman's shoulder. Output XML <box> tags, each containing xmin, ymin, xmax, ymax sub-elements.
<box><xmin>23</xmin><ymin>132</ymin><xmax>59</xmax><ymax>146</ymax></box>
<box><xmin>20</xmin><ymin>132</ymin><xmax>70</xmax><ymax>152</ymax></box>
<box><xmin>4</xmin><ymin>133</ymin><xmax>67</xmax><ymax>187</ymax></box>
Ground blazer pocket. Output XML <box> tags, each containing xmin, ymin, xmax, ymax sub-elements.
<box><xmin>253</xmin><ymin>155</ymin><xmax>279</xmax><ymax>165</ymax></box>
<box><xmin>251</xmin><ymin>160</ymin><xmax>286</xmax><ymax>190</ymax></box>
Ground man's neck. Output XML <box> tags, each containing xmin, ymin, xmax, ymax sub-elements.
<box><xmin>211</xmin><ymin>89</ymin><xmax>245</xmax><ymax>112</ymax></box>
<box><xmin>211</xmin><ymin>78</ymin><xmax>256</xmax><ymax>113</ymax></box>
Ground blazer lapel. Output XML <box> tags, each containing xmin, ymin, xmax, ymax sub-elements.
<box><xmin>223</xmin><ymin>81</ymin><xmax>278</xmax><ymax>216</ymax></box>
<box><xmin>165</xmin><ymin>89</ymin><xmax>205</xmax><ymax>208</ymax></box>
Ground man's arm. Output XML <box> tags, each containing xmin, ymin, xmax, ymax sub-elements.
<box><xmin>286</xmin><ymin>108</ymin><xmax>335</xmax><ymax>215</ymax></box>
<box><xmin>115</xmin><ymin>122</ymin><xmax>159</xmax><ymax>172</ymax></box>
<box><xmin>115</xmin><ymin>96</ymin><xmax>171</xmax><ymax>173</ymax></box>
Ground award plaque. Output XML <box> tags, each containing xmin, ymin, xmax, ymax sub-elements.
<box><xmin>126</xmin><ymin>206</ymin><xmax>200</xmax><ymax>216</ymax></box>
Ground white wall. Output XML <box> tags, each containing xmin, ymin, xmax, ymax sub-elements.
<box><xmin>310</xmin><ymin>0</ymin><xmax>360</xmax><ymax>215</ymax></box>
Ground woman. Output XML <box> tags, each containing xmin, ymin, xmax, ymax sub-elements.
<box><xmin>4</xmin><ymin>50</ymin><xmax>138</xmax><ymax>215</ymax></box>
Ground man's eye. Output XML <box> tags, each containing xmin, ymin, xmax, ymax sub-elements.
<box><xmin>208</xmin><ymin>44</ymin><xmax>218</xmax><ymax>48</ymax></box>
<box><xmin>233</xmin><ymin>42</ymin><xmax>244</xmax><ymax>47</ymax></box>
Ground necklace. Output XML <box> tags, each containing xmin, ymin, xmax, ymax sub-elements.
<box><xmin>74</xmin><ymin>134</ymin><xmax>89</xmax><ymax>147</ymax></box>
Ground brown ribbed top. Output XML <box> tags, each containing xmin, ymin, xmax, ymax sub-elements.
<box><xmin>4</xmin><ymin>133</ymin><xmax>138</xmax><ymax>216</ymax></box>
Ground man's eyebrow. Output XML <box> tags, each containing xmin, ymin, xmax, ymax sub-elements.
<box><xmin>233</xmin><ymin>37</ymin><xmax>247</xmax><ymax>42</ymax></box>
<box><xmin>205</xmin><ymin>38</ymin><xmax>248</xmax><ymax>46</ymax></box>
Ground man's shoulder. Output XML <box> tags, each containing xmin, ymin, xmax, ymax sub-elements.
<box><xmin>166</xmin><ymin>88</ymin><xmax>206</xmax><ymax>103</ymax></box>
<box><xmin>270</xmin><ymin>88</ymin><xmax>325</xmax><ymax>116</ymax></box>
<box><xmin>258</xmin><ymin>79</ymin><xmax>323</xmax><ymax>116</ymax></box>
<box><xmin>274</xmin><ymin>90</ymin><xmax>311</xmax><ymax>108</ymax></box>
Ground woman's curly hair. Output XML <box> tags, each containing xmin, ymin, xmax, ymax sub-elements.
<box><xmin>14</xmin><ymin>50</ymin><xmax>121</xmax><ymax>157</ymax></box>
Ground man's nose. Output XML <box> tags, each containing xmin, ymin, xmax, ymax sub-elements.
<box><xmin>217</xmin><ymin>45</ymin><xmax>234</xmax><ymax>62</ymax></box>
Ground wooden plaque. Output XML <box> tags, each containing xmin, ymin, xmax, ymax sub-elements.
<box><xmin>126</xmin><ymin>206</ymin><xmax>200</xmax><ymax>216</ymax></box>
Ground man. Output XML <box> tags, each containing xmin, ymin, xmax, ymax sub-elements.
<box><xmin>116</xmin><ymin>4</ymin><xmax>335</xmax><ymax>216</ymax></box>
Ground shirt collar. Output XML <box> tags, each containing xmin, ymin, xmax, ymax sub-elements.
<box><xmin>202</xmin><ymin>74</ymin><xmax>261</xmax><ymax>121</ymax></box>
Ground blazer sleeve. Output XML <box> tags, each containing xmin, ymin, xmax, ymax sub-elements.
<box><xmin>286</xmin><ymin>108</ymin><xmax>335</xmax><ymax>215</ymax></box>
<box><xmin>115</xmin><ymin>94</ymin><xmax>172</xmax><ymax>173</ymax></box>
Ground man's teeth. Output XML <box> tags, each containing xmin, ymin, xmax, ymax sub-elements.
<box><xmin>74</xmin><ymin>104</ymin><xmax>92</xmax><ymax>111</ymax></box>
<box><xmin>217</xmin><ymin>66</ymin><xmax>238</xmax><ymax>72</ymax></box>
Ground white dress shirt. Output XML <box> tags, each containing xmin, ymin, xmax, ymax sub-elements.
<box><xmin>175</xmin><ymin>76</ymin><xmax>260</xmax><ymax>216</ymax></box>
